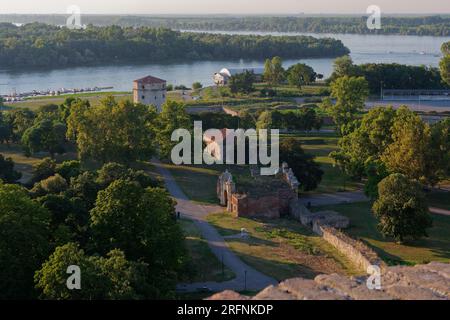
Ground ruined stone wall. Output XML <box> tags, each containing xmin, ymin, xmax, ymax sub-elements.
<box><xmin>209</xmin><ymin>262</ymin><xmax>450</xmax><ymax>300</ymax></box>
<box><xmin>234</xmin><ymin>194</ymin><xmax>280</xmax><ymax>219</ymax></box>
<box><xmin>288</xmin><ymin>201</ymin><xmax>383</xmax><ymax>273</ymax></box>
<box><xmin>313</xmin><ymin>223</ymin><xmax>386</xmax><ymax>272</ymax></box>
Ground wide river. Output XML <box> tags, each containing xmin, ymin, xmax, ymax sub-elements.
<box><xmin>0</xmin><ymin>32</ymin><xmax>449</xmax><ymax>95</ymax></box>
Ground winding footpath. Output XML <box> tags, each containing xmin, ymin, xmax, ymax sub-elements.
<box><xmin>153</xmin><ymin>161</ymin><xmax>277</xmax><ymax>293</ymax></box>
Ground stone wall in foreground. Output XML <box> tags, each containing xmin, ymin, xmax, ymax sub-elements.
<box><xmin>313</xmin><ymin>223</ymin><xmax>386</xmax><ymax>272</ymax></box>
<box><xmin>208</xmin><ymin>262</ymin><xmax>450</xmax><ymax>300</ymax></box>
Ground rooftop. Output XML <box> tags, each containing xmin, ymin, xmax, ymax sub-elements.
<box><xmin>134</xmin><ymin>75</ymin><xmax>166</xmax><ymax>84</ymax></box>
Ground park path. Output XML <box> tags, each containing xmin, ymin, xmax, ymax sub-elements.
<box><xmin>299</xmin><ymin>190</ymin><xmax>450</xmax><ymax>217</ymax></box>
<box><xmin>153</xmin><ymin>161</ymin><xmax>277</xmax><ymax>293</ymax></box>
<box><xmin>430</xmin><ymin>207</ymin><xmax>450</xmax><ymax>217</ymax></box>
<box><xmin>299</xmin><ymin>191</ymin><xmax>369</xmax><ymax>207</ymax></box>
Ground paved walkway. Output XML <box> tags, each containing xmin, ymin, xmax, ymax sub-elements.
<box><xmin>430</xmin><ymin>207</ymin><xmax>450</xmax><ymax>217</ymax></box>
<box><xmin>299</xmin><ymin>191</ymin><xmax>369</xmax><ymax>207</ymax></box>
<box><xmin>153</xmin><ymin>161</ymin><xmax>277</xmax><ymax>293</ymax></box>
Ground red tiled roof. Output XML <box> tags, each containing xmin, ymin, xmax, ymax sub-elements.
<box><xmin>134</xmin><ymin>75</ymin><xmax>166</xmax><ymax>84</ymax></box>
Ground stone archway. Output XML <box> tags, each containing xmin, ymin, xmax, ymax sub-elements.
<box><xmin>217</xmin><ymin>170</ymin><xmax>235</xmax><ymax>207</ymax></box>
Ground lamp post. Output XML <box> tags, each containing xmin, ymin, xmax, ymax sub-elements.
<box><xmin>244</xmin><ymin>270</ymin><xmax>247</xmax><ymax>292</ymax></box>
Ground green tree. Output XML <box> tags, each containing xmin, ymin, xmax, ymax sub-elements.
<box><xmin>330</xmin><ymin>106</ymin><xmax>396</xmax><ymax>179</ymax></box>
<box><xmin>156</xmin><ymin>100</ymin><xmax>191</xmax><ymax>159</ymax></box>
<box><xmin>0</xmin><ymin>155</ymin><xmax>22</xmax><ymax>183</ymax></box>
<box><xmin>67</xmin><ymin>97</ymin><xmax>157</xmax><ymax>164</ymax></box>
<box><xmin>440</xmin><ymin>41</ymin><xmax>450</xmax><ymax>86</ymax></box>
<box><xmin>381</xmin><ymin>107</ymin><xmax>438</xmax><ymax>185</ymax></box>
<box><xmin>256</xmin><ymin>110</ymin><xmax>274</xmax><ymax>130</ymax></box>
<box><xmin>10</xmin><ymin>109</ymin><xmax>35</xmax><ymax>142</ymax></box>
<box><xmin>0</xmin><ymin>111</ymin><xmax>13</xmax><ymax>144</ymax></box>
<box><xmin>0</xmin><ymin>182</ymin><xmax>51</xmax><ymax>299</ymax></box>
<box><xmin>22</xmin><ymin>119</ymin><xmax>67</xmax><ymax>158</ymax></box>
<box><xmin>56</xmin><ymin>160</ymin><xmax>82</xmax><ymax>181</ymax></box>
<box><xmin>430</xmin><ymin>118</ymin><xmax>450</xmax><ymax>180</ymax></box>
<box><xmin>31</xmin><ymin>157</ymin><xmax>57</xmax><ymax>184</ymax></box>
<box><xmin>32</xmin><ymin>174</ymin><xmax>68</xmax><ymax>197</ymax></box>
<box><xmin>328</xmin><ymin>56</ymin><xmax>360</xmax><ymax>82</ymax></box>
<box><xmin>286</xmin><ymin>63</ymin><xmax>316</xmax><ymax>88</ymax></box>
<box><xmin>264</xmin><ymin>56</ymin><xmax>285</xmax><ymax>86</ymax></box>
<box><xmin>373</xmin><ymin>174</ymin><xmax>432</xmax><ymax>243</ymax></box>
<box><xmin>280</xmin><ymin>138</ymin><xmax>324</xmax><ymax>191</ymax></box>
<box><xmin>35</xmin><ymin>243</ymin><xmax>151</xmax><ymax>300</ymax></box>
<box><xmin>229</xmin><ymin>70</ymin><xmax>255</xmax><ymax>94</ymax></box>
<box><xmin>90</xmin><ymin>180</ymin><xmax>186</xmax><ymax>296</ymax></box>
<box><xmin>330</xmin><ymin>76</ymin><xmax>369</xmax><ymax>135</ymax></box>
<box><xmin>192</xmin><ymin>82</ymin><xmax>203</xmax><ymax>90</ymax></box>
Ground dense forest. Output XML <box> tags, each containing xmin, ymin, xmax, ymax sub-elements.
<box><xmin>0</xmin><ymin>23</ymin><xmax>349</xmax><ymax>69</ymax></box>
<box><xmin>0</xmin><ymin>14</ymin><xmax>449</xmax><ymax>36</ymax></box>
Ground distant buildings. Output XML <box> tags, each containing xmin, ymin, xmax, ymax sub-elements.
<box><xmin>213</xmin><ymin>67</ymin><xmax>264</xmax><ymax>86</ymax></box>
<box><xmin>133</xmin><ymin>75</ymin><xmax>167</xmax><ymax>112</ymax></box>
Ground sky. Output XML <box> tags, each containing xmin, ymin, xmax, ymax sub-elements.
<box><xmin>0</xmin><ymin>0</ymin><xmax>448</xmax><ymax>15</ymax></box>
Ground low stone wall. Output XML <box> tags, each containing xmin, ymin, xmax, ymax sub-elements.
<box><xmin>313</xmin><ymin>223</ymin><xmax>386</xmax><ymax>272</ymax></box>
<box><xmin>289</xmin><ymin>201</ymin><xmax>384</xmax><ymax>272</ymax></box>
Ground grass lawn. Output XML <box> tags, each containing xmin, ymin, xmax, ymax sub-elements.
<box><xmin>179</xmin><ymin>219</ymin><xmax>235</xmax><ymax>283</ymax></box>
<box><xmin>0</xmin><ymin>144</ymin><xmax>77</xmax><ymax>184</ymax></box>
<box><xmin>5</xmin><ymin>91</ymin><xmax>132</xmax><ymax>110</ymax></box>
<box><xmin>157</xmin><ymin>162</ymin><xmax>221</xmax><ymax>204</ymax></box>
<box><xmin>207</xmin><ymin>212</ymin><xmax>361</xmax><ymax>281</ymax></box>
<box><xmin>157</xmin><ymin>162</ymin><xmax>255</xmax><ymax>205</ymax></box>
<box><xmin>283</xmin><ymin>133</ymin><xmax>363</xmax><ymax>194</ymax></box>
<box><xmin>314</xmin><ymin>201</ymin><xmax>450</xmax><ymax>266</ymax></box>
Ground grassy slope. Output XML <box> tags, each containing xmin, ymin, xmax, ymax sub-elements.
<box><xmin>207</xmin><ymin>212</ymin><xmax>361</xmax><ymax>281</ymax></box>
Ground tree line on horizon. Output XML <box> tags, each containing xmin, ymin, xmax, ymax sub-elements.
<box><xmin>0</xmin><ymin>14</ymin><xmax>449</xmax><ymax>36</ymax></box>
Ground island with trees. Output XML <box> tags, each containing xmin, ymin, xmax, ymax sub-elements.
<box><xmin>0</xmin><ymin>23</ymin><xmax>349</xmax><ymax>69</ymax></box>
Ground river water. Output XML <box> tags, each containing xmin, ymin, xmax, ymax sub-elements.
<box><xmin>0</xmin><ymin>32</ymin><xmax>448</xmax><ymax>95</ymax></box>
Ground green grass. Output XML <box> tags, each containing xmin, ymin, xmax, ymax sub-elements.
<box><xmin>314</xmin><ymin>201</ymin><xmax>450</xmax><ymax>266</ymax></box>
<box><xmin>254</xmin><ymin>84</ymin><xmax>329</xmax><ymax>97</ymax></box>
<box><xmin>159</xmin><ymin>162</ymin><xmax>254</xmax><ymax>205</ymax></box>
<box><xmin>282</xmin><ymin>133</ymin><xmax>363</xmax><ymax>194</ymax></box>
<box><xmin>207</xmin><ymin>212</ymin><xmax>361</xmax><ymax>281</ymax></box>
<box><xmin>6</xmin><ymin>92</ymin><xmax>133</xmax><ymax>110</ymax></box>
<box><xmin>179</xmin><ymin>219</ymin><xmax>235</xmax><ymax>283</ymax></box>
<box><xmin>0</xmin><ymin>144</ymin><xmax>77</xmax><ymax>183</ymax></box>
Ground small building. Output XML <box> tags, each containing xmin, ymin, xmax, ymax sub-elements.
<box><xmin>133</xmin><ymin>75</ymin><xmax>167</xmax><ymax>112</ymax></box>
<box><xmin>213</xmin><ymin>67</ymin><xmax>264</xmax><ymax>86</ymax></box>
<box><xmin>217</xmin><ymin>163</ymin><xmax>300</xmax><ymax>219</ymax></box>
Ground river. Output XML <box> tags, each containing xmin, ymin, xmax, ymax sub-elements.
<box><xmin>0</xmin><ymin>32</ymin><xmax>448</xmax><ymax>95</ymax></box>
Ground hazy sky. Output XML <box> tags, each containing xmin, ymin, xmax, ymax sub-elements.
<box><xmin>0</xmin><ymin>0</ymin><xmax>448</xmax><ymax>14</ymax></box>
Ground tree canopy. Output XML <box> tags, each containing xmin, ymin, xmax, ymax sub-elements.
<box><xmin>373</xmin><ymin>174</ymin><xmax>432</xmax><ymax>243</ymax></box>
<box><xmin>0</xmin><ymin>182</ymin><xmax>51</xmax><ymax>299</ymax></box>
<box><xmin>0</xmin><ymin>23</ymin><xmax>349</xmax><ymax>69</ymax></box>
<box><xmin>67</xmin><ymin>97</ymin><xmax>157</xmax><ymax>164</ymax></box>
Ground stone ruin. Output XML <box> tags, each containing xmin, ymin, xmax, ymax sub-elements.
<box><xmin>208</xmin><ymin>262</ymin><xmax>450</xmax><ymax>300</ymax></box>
<box><xmin>217</xmin><ymin>163</ymin><xmax>300</xmax><ymax>219</ymax></box>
